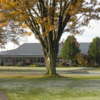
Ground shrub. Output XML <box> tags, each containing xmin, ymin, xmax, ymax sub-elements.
<box><xmin>75</xmin><ymin>53</ymin><xmax>89</xmax><ymax>66</ymax></box>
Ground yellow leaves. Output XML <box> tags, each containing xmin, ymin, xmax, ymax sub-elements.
<box><xmin>68</xmin><ymin>0</ymin><xmax>82</xmax><ymax>15</ymax></box>
<box><xmin>22</xmin><ymin>0</ymin><xmax>37</xmax><ymax>8</ymax></box>
<box><xmin>36</xmin><ymin>16</ymin><xmax>56</xmax><ymax>37</ymax></box>
<box><xmin>44</xmin><ymin>24</ymin><xmax>55</xmax><ymax>32</ymax></box>
<box><xmin>42</xmin><ymin>18</ymin><xmax>56</xmax><ymax>37</ymax></box>
<box><xmin>1</xmin><ymin>0</ymin><xmax>37</xmax><ymax>15</ymax></box>
<box><xmin>42</xmin><ymin>24</ymin><xmax>56</xmax><ymax>37</ymax></box>
<box><xmin>7</xmin><ymin>1</ymin><xmax>17</xmax><ymax>7</ymax></box>
<box><xmin>18</xmin><ymin>14</ymin><xmax>29</xmax><ymax>22</ymax></box>
<box><xmin>0</xmin><ymin>0</ymin><xmax>8</xmax><ymax>4</ymax></box>
<box><xmin>49</xmin><ymin>25</ymin><xmax>56</xmax><ymax>32</ymax></box>
<box><xmin>36</xmin><ymin>17</ymin><xmax>50</xmax><ymax>24</ymax></box>
<box><xmin>36</xmin><ymin>18</ymin><xmax>44</xmax><ymax>24</ymax></box>
<box><xmin>23</xmin><ymin>32</ymin><xmax>32</xmax><ymax>36</ymax></box>
<box><xmin>36</xmin><ymin>17</ymin><xmax>56</xmax><ymax>29</ymax></box>
<box><xmin>21</xmin><ymin>24</ymin><xmax>28</xmax><ymax>28</ymax></box>
<box><xmin>10</xmin><ymin>11</ymin><xmax>20</xmax><ymax>16</ymax></box>
<box><xmin>0</xmin><ymin>12</ymin><xmax>5</xmax><ymax>20</ymax></box>
<box><xmin>0</xmin><ymin>21</ymin><xmax>8</xmax><ymax>27</ymax></box>
<box><xmin>0</xmin><ymin>1</ymin><xmax>17</xmax><ymax>10</ymax></box>
<box><xmin>0</xmin><ymin>12</ymin><xmax>8</xmax><ymax>27</ymax></box>
<box><xmin>4</xmin><ymin>9</ymin><xmax>29</xmax><ymax>21</ymax></box>
<box><xmin>68</xmin><ymin>5</ymin><xmax>78</xmax><ymax>15</ymax></box>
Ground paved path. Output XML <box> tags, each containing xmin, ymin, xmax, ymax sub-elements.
<box><xmin>0</xmin><ymin>92</ymin><xmax>8</xmax><ymax>100</ymax></box>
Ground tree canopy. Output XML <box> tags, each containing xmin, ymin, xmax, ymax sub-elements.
<box><xmin>61</xmin><ymin>35</ymin><xmax>80</xmax><ymax>63</ymax></box>
<box><xmin>0</xmin><ymin>0</ymin><xmax>100</xmax><ymax>39</ymax></box>
<box><xmin>88</xmin><ymin>37</ymin><xmax>100</xmax><ymax>65</ymax></box>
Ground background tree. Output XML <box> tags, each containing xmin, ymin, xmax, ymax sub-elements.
<box><xmin>0</xmin><ymin>27</ymin><xmax>5</xmax><ymax>47</ymax></box>
<box><xmin>61</xmin><ymin>35</ymin><xmax>80</xmax><ymax>64</ymax></box>
<box><xmin>88</xmin><ymin>37</ymin><xmax>100</xmax><ymax>66</ymax></box>
<box><xmin>0</xmin><ymin>0</ymin><xmax>100</xmax><ymax>76</ymax></box>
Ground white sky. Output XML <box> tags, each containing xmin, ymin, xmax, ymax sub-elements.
<box><xmin>0</xmin><ymin>20</ymin><xmax>100</xmax><ymax>51</ymax></box>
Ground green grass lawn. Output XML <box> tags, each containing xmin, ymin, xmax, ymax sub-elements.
<box><xmin>0</xmin><ymin>67</ymin><xmax>100</xmax><ymax>100</ymax></box>
<box><xmin>1</xmin><ymin>77</ymin><xmax>100</xmax><ymax>100</ymax></box>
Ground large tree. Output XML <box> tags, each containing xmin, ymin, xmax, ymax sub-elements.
<box><xmin>0</xmin><ymin>28</ymin><xmax>5</xmax><ymax>47</ymax></box>
<box><xmin>61</xmin><ymin>35</ymin><xmax>80</xmax><ymax>64</ymax></box>
<box><xmin>88</xmin><ymin>37</ymin><xmax>100</xmax><ymax>65</ymax></box>
<box><xmin>0</xmin><ymin>0</ymin><xmax>100</xmax><ymax>76</ymax></box>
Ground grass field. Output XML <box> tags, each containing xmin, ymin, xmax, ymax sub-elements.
<box><xmin>0</xmin><ymin>67</ymin><xmax>100</xmax><ymax>100</ymax></box>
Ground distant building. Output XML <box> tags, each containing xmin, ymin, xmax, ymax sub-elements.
<box><xmin>0</xmin><ymin>43</ymin><xmax>90</xmax><ymax>66</ymax></box>
<box><xmin>79</xmin><ymin>43</ymin><xmax>90</xmax><ymax>54</ymax></box>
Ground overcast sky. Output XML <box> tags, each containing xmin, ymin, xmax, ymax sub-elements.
<box><xmin>0</xmin><ymin>20</ymin><xmax>99</xmax><ymax>51</ymax></box>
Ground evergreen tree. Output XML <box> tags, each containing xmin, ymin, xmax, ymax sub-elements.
<box><xmin>61</xmin><ymin>35</ymin><xmax>80</xmax><ymax>63</ymax></box>
<box><xmin>88</xmin><ymin>37</ymin><xmax>100</xmax><ymax>65</ymax></box>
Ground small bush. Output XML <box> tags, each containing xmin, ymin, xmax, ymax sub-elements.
<box><xmin>75</xmin><ymin>53</ymin><xmax>89</xmax><ymax>66</ymax></box>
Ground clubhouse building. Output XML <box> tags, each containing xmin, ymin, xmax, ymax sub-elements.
<box><xmin>0</xmin><ymin>43</ymin><xmax>90</xmax><ymax>66</ymax></box>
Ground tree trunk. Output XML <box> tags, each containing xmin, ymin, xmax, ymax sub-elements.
<box><xmin>43</xmin><ymin>42</ymin><xmax>59</xmax><ymax>76</ymax></box>
<box><xmin>45</xmin><ymin>55</ymin><xmax>56</xmax><ymax>76</ymax></box>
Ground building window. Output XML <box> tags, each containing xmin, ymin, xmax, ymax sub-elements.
<box><xmin>41</xmin><ymin>57</ymin><xmax>44</xmax><ymax>63</ymax></box>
